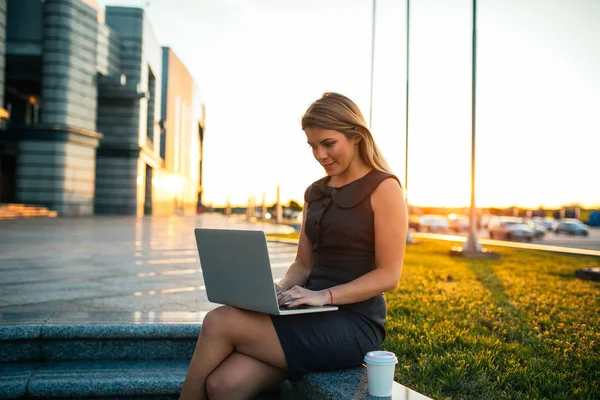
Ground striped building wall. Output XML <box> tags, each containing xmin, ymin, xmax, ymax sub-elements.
<box><xmin>40</xmin><ymin>0</ymin><xmax>98</xmax><ymax>130</ymax></box>
<box><xmin>95</xmin><ymin>7</ymin><xmax>162</xmax><ymax>215</ymax></box>
<box><xmin>15</xmin><ymin>0</ymin><xmax>101</xmax><ymax>216</ymax></box>
<box><xmin>16</xmin><ymin>131</ymin><xmax>99</xmax><ymax>215</ymax></box>
<box><xmin>96</xmin><ymin>24</ymin><xmax>120</xmax><ymax>76</ymax></box>
<box><xmin>94</xmin><ymin>8</ymin><xmax>143</xmax><ymax>214</ymax></box>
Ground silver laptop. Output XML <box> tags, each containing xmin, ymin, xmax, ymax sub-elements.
<box><xmin>194</xmin><ymin>228</ymin><xmax>338</xmax><ymax>315</ymax></box>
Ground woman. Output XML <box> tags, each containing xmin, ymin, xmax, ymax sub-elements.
<box><xmin>179</xmin><ymin>92</ymin><xmax>407</xmax><ymax>400</ymax></box>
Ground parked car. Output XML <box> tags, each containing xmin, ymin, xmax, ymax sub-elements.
<box><xmin>487</xmin><ymin>217</ymin><xmax>535</xmax><ymax>242</ymax></box>
<box><xmin>480</xmin><ymin>214</ymin><xmax>493</xmax><ymax>229</ymax></box>
<box><xmin>416</xmin><ymin>215</ymin><xmax>449</xmax><ymax>233</ymax></box>
<box><xmin>523</xmin><ymin>219</ymin><xmax>546</xmax><ymax>239</ymax></box>
<box><xmin>532</xmin><ymin>217</ymin><xmax>556</xmax><ymax>231</ymax></box>
<box><xmin>553</xmin><ymin>219</ymin><xmax>589</xmax><ymax>236</ymax></box>
<box><xmin>484</xmin><ymin>215</ymin><xmax>500</xmax><ymax>230</ymax></box>
<box><xmin>448</xmin><ymin>214</ymin><xmax>470</xmax><ymax>233</ymax></box>
<box><xmin>290</xmin><ymin>211</ymin><xmax>302</xmax><ymax>221</ymax></box>
<box><xmin>408</xmin><ymin>215</ymin><xmax>420</xmax><ymax>231</ymax></box>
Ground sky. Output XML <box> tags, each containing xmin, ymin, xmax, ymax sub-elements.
<box><xmin>97</xmin><ymin>0</ymin><xmax>600</xmax><ymax>209</ymax></box>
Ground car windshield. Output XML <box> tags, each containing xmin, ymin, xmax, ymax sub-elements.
<box><xmin>508</xmin><ymin>223</ymin><xmax>529</xmax><ymax>229</ymax></box>
<box><xmin>564</xmin><ymin>222</ymin><xmax>585</xmax><ymax>227</ymax></box>
<box><xmin>421</xmin><ymin>216</ymin><xmax>445</xmax><ymax>222</ymax></box>
<box><xmin>504</xmin><ymin>221</ymin><xmax>521</xmax><ymax>226</ymax></box>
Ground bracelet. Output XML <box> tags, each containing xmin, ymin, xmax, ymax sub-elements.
<box><xmin>327</xmin><ymin>288</ymin><xmax>333</xmax><ymax>305</ymax></box>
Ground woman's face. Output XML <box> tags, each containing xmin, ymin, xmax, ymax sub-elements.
<box><xmin>304</xmin><ymin>128</ymin><xmax>359</xmax><ymax>176</ymax></box>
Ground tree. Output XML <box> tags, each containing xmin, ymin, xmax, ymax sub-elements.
<box><xmin>287</xmin><ymin>200</ymin><xmax>303</xmax><ymax>211</ymax></box>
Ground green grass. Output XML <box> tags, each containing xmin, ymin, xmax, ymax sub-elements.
<box><xmin>268</xmin><ymin>234</ymin><xmax>600</xmax><ymax>399</ymax></box>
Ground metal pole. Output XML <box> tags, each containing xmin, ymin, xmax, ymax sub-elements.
<box><xmin>369</xmin><ymin>0</ymin><xmax>377</xmax><ymax>129</ymax></box>
<box><xmin>405</xmin><ymin>0</ymin><xmax>414</xmax><ymax>244</ymax></box>
<box><xmin>463</xmin><ymin>0</ymin><xmax>482</xmax><ymax>252</ymax></box>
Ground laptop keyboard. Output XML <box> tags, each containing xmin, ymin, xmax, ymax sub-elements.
<box><xmin>279</xmin><ymin>304</ymin><xmax>312</xmax><ymax>310</ymax></box>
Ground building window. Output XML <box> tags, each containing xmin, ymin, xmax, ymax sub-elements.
<box><xmin>147</xmin><ymin>67</ymin><xmax>156</xmax><ymax>144</ymax></box>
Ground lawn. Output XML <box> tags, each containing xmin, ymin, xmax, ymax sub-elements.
<box><xmin>268</xmin><ymin>234</ymin><xmax>600</xmax><ymax>399</ymax></box>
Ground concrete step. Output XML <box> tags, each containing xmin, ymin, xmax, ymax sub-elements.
<box><xmin>0</xmin><ymin>204</ymin><xmax>57</xmax><ymax>220</ymax></box>
<box><xmin>0</xmin><ymin>313</ymin><xmax>428</xmax><ymax>399</ymax></box>
<box><xmin>1</xmin><ymin>359</ymin><xmax>187</xmax><ymax>399</ymax></box>
<box><xmin>0</xmin><ymin>314</ymin><xmax>286</xmax><ymax>399</ymax></box>
<box><xmin>1</xmin><ymin>360</ymin><xmax>286</xmax><ymax>400</ymax></box>
<box><xmin>1</xmin><ymin>319</ymin><xmax>200</xmax><ymax>362</ymax></box>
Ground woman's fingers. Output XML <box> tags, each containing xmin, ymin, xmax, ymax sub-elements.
<box><xmin>278</xmin><ymin>286</ymin><xmax>304</xmax><ymax>306</ymax></box>
<box><xmin>275</xmin><ymin>284</ymin><xmax>283</xmax><ymax>296</ymax></box>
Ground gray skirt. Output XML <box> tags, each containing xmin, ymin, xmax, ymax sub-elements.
<box><xmin>270</xmin><ymin>308</ymin><xmax>384</xmax><ymax>376</ymax></box>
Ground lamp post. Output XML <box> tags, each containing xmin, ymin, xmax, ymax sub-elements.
<box><xmin>369</xmin><ymin>0</ymin><xmax>377</xmax><ymax>129</ymax></box>
<box><xmin>405</xmin><ymin>0</ymin><xmax>414</xmax><ymax>244</ymax></box>
<box><xmin>371</xmin><ymin>0</ymin><xmax>414</xmax><ymax>244</ymax></box>
<box><xmin>451</xmin><ymin>0</ymin><xmax>497</xmax><ymax>258</ymax></box>
<box><xmin>463</xmin><ymin>0</ymin><xmax>482</xmax><ymax>253</ymax></box>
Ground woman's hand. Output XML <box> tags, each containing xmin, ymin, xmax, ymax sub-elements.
<box><xmin>275</xmin><ymin>282</ymin><xmax>286</xmax><ymax>296</ymax></box>
<box><xmin>277</xmin><ymin>285</ymin><xmax>328</xmax><ymax>308</ymax></box>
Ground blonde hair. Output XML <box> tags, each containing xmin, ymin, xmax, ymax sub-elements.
<box><xmin>301</xmin><ymin>92</ymin><xmax>393</xmax><ymax>174</ymax></box>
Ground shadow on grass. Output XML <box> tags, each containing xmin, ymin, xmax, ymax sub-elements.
<box><xmin>457</xmin><ymin>257</ymin><xmax>534</xmax><ymax>344</ymax></box>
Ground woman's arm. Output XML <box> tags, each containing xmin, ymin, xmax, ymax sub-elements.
<box><xmin>277</xmin><ymin>202</ymin><xmax>314</xmax><ymax>292</ymax></box>
<box><xmin>280</xmin><ymin>178</ymin><xmax>407</xmax><ymax>307</ymax></box>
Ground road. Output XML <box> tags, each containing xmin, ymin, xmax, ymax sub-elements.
<box><xmin>415</xmin><ymin>226</ymin><xmax>600</xmax><ymax>251</ymax></box>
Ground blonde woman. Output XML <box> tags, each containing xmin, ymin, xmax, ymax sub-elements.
<box><xmin>180</xmin><ymin>92</ymin><xmax>407</xmax><ymax>400</ymax></box>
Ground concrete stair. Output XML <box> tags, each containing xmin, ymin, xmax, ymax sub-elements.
<box><xmin>1</xmin><ymin>314</ymin><xmax>200</xmax><ymax>399</ymax></box>
<box><xmin>0</xmin><ymin>204</ymin><xmax>58</xmax><ymax>220</ymax></box>
<box><xmin>0</xmin><ymin>313</ymin><xmax>427</xmax><ymax>399</ymax></box>
<box><xmin>0</xmin><ymin>313</ymin><xmax>281</xmax><ymax>399</ymax></box>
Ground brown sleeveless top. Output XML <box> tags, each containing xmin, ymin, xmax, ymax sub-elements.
<box><xmin>303</xmin><ymin>169</ymin><xmax>401</xmax><ymax>338</ymax></box>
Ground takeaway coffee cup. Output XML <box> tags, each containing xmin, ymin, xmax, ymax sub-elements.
<box><xmin>364</xmin><ymin>350</ymin><xmax>398</xmax><ymax>397</ymax></box>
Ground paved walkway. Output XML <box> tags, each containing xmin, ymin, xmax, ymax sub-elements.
<box><xmin>0</xmin><ymin>214</ymin><xmax>297</xmax><ymax>317</ymax></box>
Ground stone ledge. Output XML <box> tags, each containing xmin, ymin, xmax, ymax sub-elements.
<box><xmin>0</xmin><ymin>312</ymin><xmax>205</xmax><ymax>341</ymax></box>
<box><xmin>286</xmin><ymin>366</ymin><xmax>431</xmax><ymax>400</ymax></box>
<box><xmin>0</xmin><ymin>363</ymin><xmax>36</xmax><ymax>399</ymax></box>
<box><xmin>2</xmin><ymin>359</ymin><xmax>186</xmax><ymax>398</ymax></box>
<box><xmin>0</xmin><ymin>362</ymin><xmax>431</xmax><ymax>400</ymax></box>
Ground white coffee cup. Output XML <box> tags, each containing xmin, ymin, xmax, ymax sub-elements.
<box><xmin>364</xmin><ymin>350</ymin><xmax>398</xmax><ymax>397</ymax></box>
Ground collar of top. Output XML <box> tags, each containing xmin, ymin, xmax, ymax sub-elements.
<box><xmin>304</xmin><ymin>169</ymin><xmax>391</xmax><ymax>209</ymax></box>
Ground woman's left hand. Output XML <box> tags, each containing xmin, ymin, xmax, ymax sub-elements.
<box><xmin>277</xmin><ymin>285</ymin><xmax>328</xmax><ymax>307</ymax></box>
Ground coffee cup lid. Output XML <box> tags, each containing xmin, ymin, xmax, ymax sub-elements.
<box><xmin>364</xmin><ymin>350</ymin><xmax>398</xmax><ymax>365</ymax></box>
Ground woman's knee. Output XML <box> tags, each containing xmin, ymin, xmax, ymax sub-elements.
<box><xmin>205</xmin><ymin>367</ymin><xmax>241</xmax><ymax>399</ymax></box>
<box><xmin>200</xmin><ymin>306</ymin><xmax>240</xmax><ymax>339</ymax></box>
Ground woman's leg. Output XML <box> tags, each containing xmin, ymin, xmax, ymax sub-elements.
<box><xmin>205</xmin><ymin>352</ymin><xmax>288</xmax><ymax>400</ymax></box>
<box><xmin>178</xmin><ymin>306</ymin><xmax>288</xmax><ymax>400</ymax></box>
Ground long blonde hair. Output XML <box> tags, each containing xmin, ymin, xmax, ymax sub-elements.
<box><xmin>301</xmin><ymin>92</ymin><xmax>393</xmax><ymax>174</ymax></box>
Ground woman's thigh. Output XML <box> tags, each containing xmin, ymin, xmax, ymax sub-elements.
<box><xmin>201</xmin><ymin>306</ymin><xmax>287</xmax><ymax>370</ymax></box>
<box><xmin>206</xmin><ymin>352</ymin><xmax>288</xmax><ymax>400</ymax></box>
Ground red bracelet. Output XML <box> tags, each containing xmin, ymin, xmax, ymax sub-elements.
<box><xmin>327</xmin><ymin>288</ymin><xmax>333</xmax><ymax>305</ymax></box>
